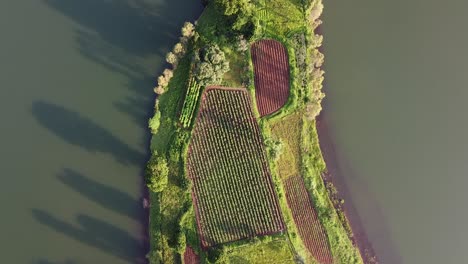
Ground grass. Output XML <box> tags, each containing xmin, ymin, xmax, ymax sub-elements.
<box><xmin>219</xmin><ymin>237</ymin><xmax>296</xmax><ymax>264</ymax></box>
<box><xmin>270</xmin><ymin>111</ymin><xmax>302</xmax><ymax>179</ymax></box>
<box><xmin>148</xmin><ymin>54</ymin><xmax>194</xmax><ymax>263</ymax></box>
<box><xmin>222</xmin><ymin>46</ymin><xmax>245</xmax><ymax>88</ymax></box>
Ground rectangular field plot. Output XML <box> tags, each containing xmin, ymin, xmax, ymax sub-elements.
<box><xmin>187</xmin><ymin>87</ymin><xmax>285</xmax><ymax>248</ymax></box>
<box><xmin>251</xmin><ymin>39</ymin><xmax>290</xmax><ymax>117</ymax></box>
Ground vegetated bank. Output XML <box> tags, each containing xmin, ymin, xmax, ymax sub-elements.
<box><xmin>145</xmin><ymin>0</ymin><xmax>368</xmax><ymax>263</ymax></box>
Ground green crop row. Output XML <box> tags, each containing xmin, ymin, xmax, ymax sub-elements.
<box><xmin>187</xmin><ymin>88</ymin><xmax>285</xmax><ymax>248</ymax></box>
<box><xmin>179</xmin><ymin>76</ymin><xmax>202</xmax><ymax>128</ymax></box>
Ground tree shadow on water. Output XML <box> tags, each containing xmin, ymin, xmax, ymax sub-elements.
<box><xmin>32</xmin><ymin>209</ymin><xmax>146</xmax><ymax>264</ymax></box>
<box><xmin>43</xmin><ymin>0</ymin><xmax>203</xmax><ymax>131</ymax></box>
<box><xmin>58</xmin><ymin>168</ymin><xmax>141</xmax><ymax>221</ymax></box>
<box><xmin>31</xmin><ymin>101</ymin><xmax>145</xmax><ymax>165</ymax></box>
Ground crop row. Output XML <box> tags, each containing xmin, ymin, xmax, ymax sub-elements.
<box><xmin>187</xmin><ymin>87</ymin><xmax>285</xmax><ymax>248</ymax></box>
<box><xmin>251</xmin><ymin>39</ymin><xmax>290</xmax><ymax>117</ymax></box>
<box><xmin>284</xmin><ymin>176</ymin><xmax>333</xmax><ymax>264</ymax></box>
<box><xmin>180</xmin><ymin>76</ymin><xmax>202</xmax><ymax>128</ymax></box>
<box><xmin>183</xmin><ymin>246</ymin><xmax>199</xmax><ymax>264</ymax></box>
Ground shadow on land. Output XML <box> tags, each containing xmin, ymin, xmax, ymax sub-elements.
<box><xmin>58</xmin><ymin>168</ymin><xmax>141</xmax><ymax>221</ymax></box>
<box><xmin>32</xmin><ymin>209</ymin><xmax>146</xmax><ymax>264</ymax></box>
<box><xmin>43</xmin><ymin>0</ymin><xmax>203</xmax><ymax>131</ymax></box>
<box><xmin>31</xmin><ymin>101</ymin><xmax>144</xmax><ymax>165</ymax></box>
<box><xmin>317</xmin><ymin>114</ymin><xmax>402</xmax><ymax>264</ymax></box>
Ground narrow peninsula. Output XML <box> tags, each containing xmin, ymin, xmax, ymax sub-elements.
<box><xmin>145</xmin><ymin>0</ymin><xmax>371</xmax><ymax>263</ymax></box>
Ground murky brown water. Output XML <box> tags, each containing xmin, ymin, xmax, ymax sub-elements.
<box><xmin>322</xmin><ymin>1</ymin><xmax>468</xmax><ymax>263</ymax></box>
<box><xmin>0</xmin><ymin>1</ymin><xmax>201</xmax><ymax>263</ymax></box>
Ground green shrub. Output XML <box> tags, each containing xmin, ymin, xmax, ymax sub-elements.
<box><xmin>146</xmin><ymin>152</ymin><xmax>169</xmax><ymax>193</ymax></box>
<box><xmin>149</xmin><ymin>111</ymin><xmax>161</xmax><ymax>134</ymax></box>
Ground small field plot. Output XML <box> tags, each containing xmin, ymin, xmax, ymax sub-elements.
<box><xmin>251</xmin><ymin>39</ymin><xmax>290</xmax><ymax>117</ymax></box>
<box><xmin>183</xmin><ymin>246</ymin><xmax>200</xmax><ymax>264</ymax></box>
<box><xmin>187</xmin><ymin>87</ymin><xmax>285</xmax><ymax>248</ymax></box>
<box><xmin>284</xmin><ymin>176</ymin><xmax>333</xmax><ymax>264</ymax></box>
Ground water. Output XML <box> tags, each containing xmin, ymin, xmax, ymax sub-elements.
<box><xmin>0</xmin><ymin>0</ymin><xmax>202</xmax><ymax>263</ymax></box>
<box><xmin>321</xmin><ymin>1</ymin><xmax>468</xmax><ymax>263</ymax></box>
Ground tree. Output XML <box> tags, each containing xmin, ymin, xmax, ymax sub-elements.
<box><xmin>166</xmin><ymin>52</ymin><xmax>178</xmax><ymax>67</ymax></box>
<box><xmin>158</xmin><ymin>75</ymin><xmax>169</xmax><ymax>88</ymax></box>
<box><xmin>194</xmin><ymin>44</ymin><xmax>230</xmax><ymax>86</ymax></box>
<box><xmin>163</xmin><ymin>69</ymin><xmax>173</xmax><ymax>80</ymax></box>
<box><xmin>146</xmin><ymin>152</ymin><xmax>169</xmax><ymax>193</ymax></box>
<box><xmin>154</xmin><ymin>86</ymin><xmax>165</xmax><ymax>95</ymax></box>
<box><xmin>305</xmin><ymin>101</ymin><xmax>322</xmax><ymax>120</ymax></box>
<box><xmin>214</xmin><ymin>0</ymin><xmax>254</xmax><ymax>32</ymax></box>
<box><xmin>173</xmin><ymin>43</ymin><xmax>185</xmax><ymax>56</ymax></box>
<box><xmin>181</xmin><ymin>22</ymin><xmax>195</xmax><ymax>38</ymax></box>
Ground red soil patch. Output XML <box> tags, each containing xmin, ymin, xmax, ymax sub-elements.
<box><xmin>284</xmin><ymin>176</ymin><xmax>333</xmax><ymax>264</ymax></box>
<box><xmin>251</xmin><ymin>39</ymin><xmax>290</xmax><ymax>117</ymax></box>
<box><xmin>183</xmin><ymin>246</ymin><xmax>200</xmax><ymax>264</ymax></box>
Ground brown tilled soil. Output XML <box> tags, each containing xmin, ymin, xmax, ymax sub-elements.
<box><xmin>284</xmin><ymin>175</ymin><xmax>333</xmax><ymax>264</ymax></box>
<box><xmin>183</xmin><ymin>246</ymin><xmax>200</xmax><ymax>264</ymax></box>
<box><xmin>251</xmin><ymin>39</ymin><xmax>290</xmax><ymax>117</ymax></box>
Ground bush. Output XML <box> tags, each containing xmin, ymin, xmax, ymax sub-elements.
<box><xmin>265</xmin><ymin>137</ymin><xmax>283</xmax><ymax>161</ymax></box>
<box><xmin>146</xmin><ymin>152</ymin><xmax>169</xmax><ymax>193</ymax></box>
<box><xmin>149</xmin><ymin>111</ymin><xmax>161</xmax><ymax>134</ymax></box>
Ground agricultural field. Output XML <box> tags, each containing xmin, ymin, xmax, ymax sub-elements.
<box><xmin>187</xmin><ymin>87</ymin><xmax>285</xmax><ymax>248</ymax></box>
<box><xmin>183</xmin><ymin>246</ymin><xmax>200</xmax><ymax>264</ymax></box>
<box><xmin>284</xmin><ymin>176</ymin><xmax>333</xmax><ymax>264</ymax></box>
<box><xmin>251</xmin><ymin>39</ymin><xmax>290</xmax><ymax>117</ymax></box>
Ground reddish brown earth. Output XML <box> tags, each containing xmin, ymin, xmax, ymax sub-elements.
<box><xmin>284</xmin><ymin>176</ymin><xmax>333</xmax><ymax>264</ymax></box>
<box><xmin>251</xmin><ymin>39</ymin><xmax>290</xmax><ymax>117</ymax></box>
<box><xmin>183</xmin><ymin>246</ymin><xmax>200</xmax><ymax>264</ymax></box>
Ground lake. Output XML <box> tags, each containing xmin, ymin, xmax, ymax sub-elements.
<box><xmin>0</xmin><ymin>0</ymin><xmax>202</xmax><ymax>263</ymax></box>
<box><xmin>321</xmin><ymin>1</ymin><xmax>468</xmax><ymax>263</ymax></box>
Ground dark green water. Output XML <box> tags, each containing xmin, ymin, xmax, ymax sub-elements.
<box><xmin>0</xmin><ymin>0</ymin><xmax>201</xmax><ymax>263</ymax></box>
<box><xmin>322</xmin><ymin>1</ymin><xmax>468</xmax><ymax>263</ymax></box>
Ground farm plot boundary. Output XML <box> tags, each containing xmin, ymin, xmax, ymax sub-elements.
<box><xmin>187</xmin><ymin>87</ymin><xmax>285</xmax><ymax>248</ymax></box>
<box><xmin>251</xmin><ymin>39</ymin><xmax>290</xmax><ymax>117</ymax></box>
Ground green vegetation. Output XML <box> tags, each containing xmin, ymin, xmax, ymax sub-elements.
<box><xmin>145</xmin><ymin>152</ymin><xmax>169</xmax><ymax>193</ymax></box>
<box><xmin>217</xmin><ymin>237</ymin><xmax>296</xmax><ymax>263</ymax></box>
<box><xmin>270</xmin><ymin>112</ymin><xmax>302</xmax><ymax>179</ymax></box>
<box><xmin>193</xmin><ymin>44</ymin><xmax>230</xmax><ymax>86</ymax></box>
<box><xmin>179</xmin><ymin>76</ymin><xmax>202</xmax><ymax>128</ymax></box>
<box><xmin>146</xmin><ymin>0</ymin><xmax>363</xmax><ymax>263</ymax></box>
